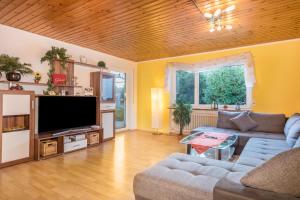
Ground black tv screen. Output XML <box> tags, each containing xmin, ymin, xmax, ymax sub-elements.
<box><xmin>38</xmin><ymin>96</ymin><xmax>96</xmax><ymax>133</ymax></box>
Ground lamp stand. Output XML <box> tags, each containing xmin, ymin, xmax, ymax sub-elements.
<box><xmin>152</xmin><ymin>128</ymin><xmax>162</xmax><ymax>135</ymax></box>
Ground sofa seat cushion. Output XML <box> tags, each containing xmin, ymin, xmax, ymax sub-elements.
<box><xmin>133</xmin><ymin>153</ymin><xmax>253</xmax><ymax>200</ymax></box>
<box><xmin>236</xmin><ymin>138</ymin><xmax>291</xmax><ymax>167</ymax></box>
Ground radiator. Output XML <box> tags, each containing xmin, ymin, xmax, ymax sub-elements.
<box><xmin>170</xmin><ymin>110</ymin><xmax>218</xmax><ymax>133</ymax></box>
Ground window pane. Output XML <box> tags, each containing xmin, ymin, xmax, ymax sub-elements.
<box><xmin>199</xmin><ymin>66</ymin><xmax>246</xmax><ymax>105</ymax></box>
<box><xmin>176</xmin><ymin>70</ymin><xmax>194</xmax><ymax>104</ymax></box>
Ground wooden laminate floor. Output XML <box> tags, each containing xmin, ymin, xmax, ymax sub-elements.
<box><xmin>0</xmin><ymin>131</ymin><xmax>185</xmax><ymax>200</ymax></box>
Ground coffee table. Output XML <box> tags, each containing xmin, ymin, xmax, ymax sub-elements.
<box><xmin>180</xmin><ymin>132</ymin><xmax>238</xmax><ymax>160</ymax></box>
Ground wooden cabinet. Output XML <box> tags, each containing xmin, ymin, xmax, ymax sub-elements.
<box><xmin>91</xmin><ymin>72</ymin><xmax>116</xmax><ymax>141</ymax></box>
<box><xmin>34</xmin><ymin>128</ymin><xmax>103</xmax><ymax>160</ymax></box>
<box><xmin>0</xmin><ymin>90</ymin><xmax>35</xmax><ymax>168</ymax></box>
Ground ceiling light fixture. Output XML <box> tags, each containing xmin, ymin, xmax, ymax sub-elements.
<box><xmin>203</xmin><ymin>4</ymin><xmax>235</xmax><ymax>32</ymax></box>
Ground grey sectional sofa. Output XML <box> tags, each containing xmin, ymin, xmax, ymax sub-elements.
<box><xmin>133</xmin><ymin>111</ymin><xmax>300</xmax><ymax>200</ymax></box>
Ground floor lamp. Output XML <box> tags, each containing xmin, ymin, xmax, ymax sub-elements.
<box><xmin>151</xmin><ymin>88</ymin><xmax>163</xmax><ymax>135</ymax></box>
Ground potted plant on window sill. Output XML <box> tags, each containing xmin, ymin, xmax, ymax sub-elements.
<box><xmin>0</xmin><ymin>54</ymin><xmax>33</xmax><ymax>82</ymax></box>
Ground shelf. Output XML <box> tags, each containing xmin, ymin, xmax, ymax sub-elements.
<box><xmin>0</xmin><ymin>80</ymin><xmax>48</xmax><ymax>86</ymax></box>
<box><xmin>3</xmin><ymin>128</ymin><xmax>28</xmax><ymax>133</ymax></box>
<box><xmin>0</xmin><ymin>81</ymin><xmax>82</xmax><ymax>88</ymax></box>
<box><xmin>74</xmin><ymin>61</ymin><xmax>101</xmax><ymax>69</ymax></box>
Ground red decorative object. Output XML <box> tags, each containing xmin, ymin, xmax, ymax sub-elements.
<box><xmin>52</xmin><ymin>73</ymin><xmax>66</xmax><ymax>85</ymax></box>
<box><xmin>189</xmin><ymin>132</ymin><xmax>230</xmax><ymax>154</ymax></box>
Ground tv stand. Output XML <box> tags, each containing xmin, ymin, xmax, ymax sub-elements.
<box><xmin>34</xmin><ymin>128</ymin><xmax>103</xmax><ymax>160</ymax></box>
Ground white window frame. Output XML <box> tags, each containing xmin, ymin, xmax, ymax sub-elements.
<box><xmin>171</xmin><ymin>66</ymin><xmax>253</xmax><ymax>110</ymax></box>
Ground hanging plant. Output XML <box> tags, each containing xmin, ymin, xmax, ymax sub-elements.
<box><xmin>40</xmin><ymin>47</ymin><xmax>69</xmax><ymax>93</ymax></box>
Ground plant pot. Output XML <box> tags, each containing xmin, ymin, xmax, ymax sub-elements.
<box><xmin>34</xmin><ymin>79</ymin><xmax>40</xmax><ymax>84</ymax></box>
<box><xmin>6</xmin><ymin>72</ymin><xmax>21</xmax><ymax>82</ymax></box>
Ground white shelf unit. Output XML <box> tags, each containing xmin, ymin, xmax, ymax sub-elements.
<box><xmin>0</xmin><ymin>90</ymin><xmax>35</xmax><ymax>168</ymax></box>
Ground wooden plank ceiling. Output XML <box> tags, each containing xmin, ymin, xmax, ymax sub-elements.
<box><xmin>0</xmin><ymin>0</ymin><xmax>299</xmax><ymax>61</ymax></box>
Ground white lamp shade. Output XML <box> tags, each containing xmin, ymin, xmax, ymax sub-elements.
<box><xmin>151</xmin><ymin>88</ymin><xmax>163</xmax><ymax>129</ymax></box>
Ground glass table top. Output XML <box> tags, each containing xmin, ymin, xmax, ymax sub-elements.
<box><xmin>180</xmin><ymin>131</ymin><xmax>238</xmax><ymax>150</ymax></box>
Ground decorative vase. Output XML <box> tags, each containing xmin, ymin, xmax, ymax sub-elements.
<box><xmin>6</xmin><ymin>72</ymin><xmax>21</xmax><ymax>81</ymax></box>
<box><xmin>34</xmin><ymin>79</ymin><xmax>40</xmax><ymax>84</ymax></box>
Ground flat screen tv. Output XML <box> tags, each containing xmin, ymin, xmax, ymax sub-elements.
<box><xmin>38</xmin><ymin>96</ymin><xmax>96</xmax><ymax>134</ymax></box>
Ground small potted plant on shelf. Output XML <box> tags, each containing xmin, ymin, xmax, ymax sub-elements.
<box><xmin>97</xmin><ymin>61</ymin><xmax>107</xmax><ymax>72</ymax></box>
<box><xmin>173</xmin><ymin>101</ymin><xmax>192</xmax><ymax>137</ymax></box>
<box><xmin>0</xmin><ymin>54</ymin><xmax>33</xmax><ymax>81</ymax></box>
<box><xmin>34</xmin><ymin>72</ymin><xmax>42</xmax><ymax>83</ymax></box>
<box><xmin>40</xmin><ymin>46</ymin><xmax>70</xmax><ymax>94</ymax></box>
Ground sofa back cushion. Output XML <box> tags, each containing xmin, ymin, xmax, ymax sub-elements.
<box><xmin>217</xmin><ymin>111</ymin><xmax>241</xmax><ymax>130</ymax></box>
<box><xmin>286</xmin><ymin>120</ymin><xmax>300</xmax><ymax>147</ymax></box>
<box><xmin>249</xmin><ymin>112</ymin><xmax>286</xmax><ymax>133</ymax></box>
<box><xmin>284</xmin><ymin>113</ymin><xmax>300</xmax><ymax>136</ymax></box>
<box><xmin>241</xmin><ymin>148</ymin><xmax>300</xmax><ymax>197</ymax></box>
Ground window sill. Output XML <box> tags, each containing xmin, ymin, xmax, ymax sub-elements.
<box><xmin>168</xmin><ymin>107</ymin><xmax>252</xmax><ymax>112</ymax></box>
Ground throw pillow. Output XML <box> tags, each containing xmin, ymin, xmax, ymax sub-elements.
<box><xmin>241</xmin><ymin>148</ymin><xmax>300</xmax><ymax>197</ymax></box>
<box><xmin>230</xmin><ymin>111</ymin><xmax>258</xmax><ymax>132</ymax></box>
<box><xmin>217</xmin><ymin>111</ymin><xmax>241</xmax><ymax>130</ymax></box>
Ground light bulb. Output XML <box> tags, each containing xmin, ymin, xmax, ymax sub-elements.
<box><xmin>214</xmin><ymin>9</ymin><xmax>221</xmax><ymax>17</ymax></box>
<box><xmin>204</xmin><ymin>12</ymin><xmax>212</xmax><ymax>18</ymax></box>
<box><xmin>226</xmin><ymin>25</ymin><xmax>232</xmax><ymax>30</ymax></box>
<box><xmin>225</xmin><ymin>5</ymin><xmax>235</xmax><ymax>13</ymax></box>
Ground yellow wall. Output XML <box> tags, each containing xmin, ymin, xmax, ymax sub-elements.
<box><xmin>137</xmin><ymin>39</ymin><xmax>300</xmax><ymax>133</ymax></box>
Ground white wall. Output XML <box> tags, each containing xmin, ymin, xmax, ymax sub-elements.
<box><xmin>0</xmin><ymin>24</ymin><xmax>137</xmax><ymax>130</ymax></box>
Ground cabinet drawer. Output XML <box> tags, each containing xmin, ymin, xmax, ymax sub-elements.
<box><xmin>1</xmin><ymin>130</ymin><xmax>30</xmax><ymax>163</ymax></box>
<box><xmin>3</xmin><ymin>95</ymin><xmax>31</xmax><ymax>116</ymax></box>
<box><xmin>64</xmin><ymin>139</ymin><xmax>87</xmax><ymax>153</ymax></box>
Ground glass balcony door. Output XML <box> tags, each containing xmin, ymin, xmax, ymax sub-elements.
<box><xmin>112</xmin><ymin>72</ymin><xmax>126</xmax><ymax>129</ymax></box>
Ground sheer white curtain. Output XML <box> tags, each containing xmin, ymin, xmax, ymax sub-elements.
<box><xmin>165</xmin><ymin>52</ymin><xmax>256</xmax><ymax>92</ymax></box>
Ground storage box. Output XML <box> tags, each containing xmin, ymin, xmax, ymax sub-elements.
<box><xmin>87</xmin><ymin>132</ymin><xmax>100</xmax><ymax>145</ymax></box>
<box><xmin>40</xmin><ymin>140</ymin><xmax>58</xmax><ymax>157</ymax></box>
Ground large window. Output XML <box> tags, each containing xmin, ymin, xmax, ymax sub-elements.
<box><xmin>175</xmin><ymin>66</ymin><xmax>250</xmax><ymax>108</ymax></box>
<box><xmin>176</xmin><ymin>70</ymin><xmax>194</xmax><ymax>104</ymax></box>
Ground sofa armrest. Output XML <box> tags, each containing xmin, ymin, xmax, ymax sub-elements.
<box><xmin>213</xmin><ymin>178</ymin><xmax>299</xmax><ymax>200</ymax></box>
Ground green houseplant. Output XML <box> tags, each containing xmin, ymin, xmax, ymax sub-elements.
<box><xmin>173</xmin><ymin>101</ymin><xmax>192</xmax><ymax>136</ymax></box>
<box><xmin>97</xmin><ymin>61</ymin><xmax>107</xmax><ymax>72</ymax></box>
<box><xmin>0</xmin><ymin>54</ymin><xmax>33</xmax><ymax>81</ymax></box>
<box><xmin>40</xmin><ymin>47</ymin><xmax>69</xmax><ymax>93</ymax></box>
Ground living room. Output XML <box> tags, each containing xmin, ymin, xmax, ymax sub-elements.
<box><xmin>0</xmin><ymin>1</ymin><xmax>299</xmax><ymax>200</ymax></box>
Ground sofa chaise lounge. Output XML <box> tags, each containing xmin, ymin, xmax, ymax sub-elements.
<box><xmin>133</xmin><ymin>111</ymin><xmax>300</xmax><ymax>200</ymax></box>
